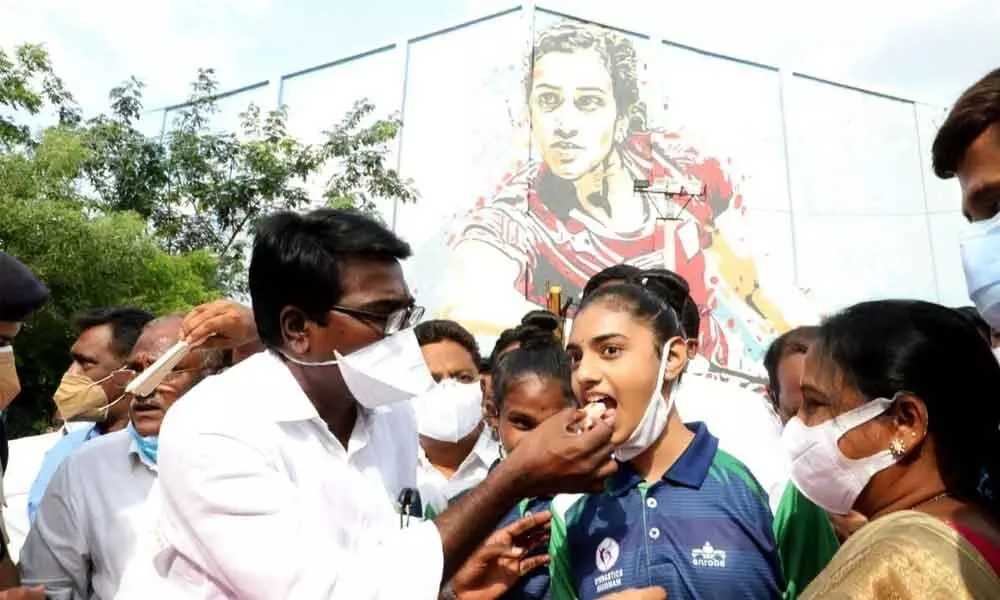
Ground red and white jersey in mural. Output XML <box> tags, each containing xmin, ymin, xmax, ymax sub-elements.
<box><xmin>451</xmin><ymin>131</ymin><xmax>777</xmax><ymax>382</ymax></box>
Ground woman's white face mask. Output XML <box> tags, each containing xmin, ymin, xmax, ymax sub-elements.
<box><xmin>780</xmin><ymin>397</ymin><xmax>899</xmax><ymax>515</ymax></box>
<box><xmin>614</xmin><ymin>342</ymin><xmax>679</xmax><ymax>462</ymax></box>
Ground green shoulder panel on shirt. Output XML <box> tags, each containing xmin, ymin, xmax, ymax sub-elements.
<box><xmin>772</xmin><ymin>482</ymin><xmax>839</xmax><ymax>599</ymax></box>
<box><xmin>548</xmin><ymin>494</ymin><xmax>583</xmax><ymax>600</ymax></box>
<box><xmin>708</xmin><ymin>449</ymin><xmax>768</xmax><ymax>503</ymax></box>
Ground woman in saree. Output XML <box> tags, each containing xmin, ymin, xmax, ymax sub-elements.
<box><xmin>442</xmin><ymin>20</ymin><xmax>797</xmax><ymax>378</ymax></box>
<box><xmin>785</xmin><ymin>300</ymin><xmax>1000</xmax><ymax>598</ymax></box>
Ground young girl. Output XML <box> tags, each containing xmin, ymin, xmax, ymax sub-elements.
<box><xmin>553</xmin><ymin>279</ymin><xmax>783</xmax><ymax>599</ymax></box>
<box><xmin>485</xmin><ymin>326</ymin><xmax>577</xmax><ymax>600</ymax></box>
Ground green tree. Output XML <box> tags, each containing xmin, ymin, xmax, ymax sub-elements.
<box><xmin>0</xmin><ymin>196</ymin><xmax>219</xmax><ymax>436</ymax></box>
<box><xmin>83</xmin><ymin>69</ymin><xmax>417</xmax><ymax>293</ymax></box>
<box><xmin>0</xmin><ymin>43</ymin><xmax>78</xmax><ymax>149</ymax></box>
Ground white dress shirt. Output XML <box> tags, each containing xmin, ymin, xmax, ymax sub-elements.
<box><xmin>673</xmin><ymin>372</ymin><xmax>788</xmax><ymax>513</ymax></box>
<box><xmin>149</xmin><ymin>350</ymin><xmax>444</xmax><ymax>600</ymax></box>
<box><xmin>417</xmin><ymin>429</ymin><xmax>499</xmax><ymax>517</ymax></box>
<box><xmin>20</xmin><ymin>430</ymin><xmax>157</xmax><ymax>600</ymax></box>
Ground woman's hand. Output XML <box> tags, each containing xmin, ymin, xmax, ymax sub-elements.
<box><xmin>449</xmin><ymin>511</ymin><xmax>552</xmax><ymax>600</ymax></box>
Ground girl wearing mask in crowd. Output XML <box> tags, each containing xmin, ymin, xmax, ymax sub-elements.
<box><xmin>552</xmin><ymin>279</ymin><xmax>782</xmax><ymax>599</ymax></box>
<box><xmin>790</xmin><ymin>300</ymin><xmax>1000</xmax><ymax>598</ymax></box>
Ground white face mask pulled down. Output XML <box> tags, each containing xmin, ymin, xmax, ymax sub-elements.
<box><xmin>780</xmin><ymin>396</ymin><xmax>898</xmax><ymax>515</ymax></box>
<box><xmin>281</xmin><ymin>329</ymin><xmax>434</xmax><ymax>409</ymax></box>
<box><xmin>412</xmin><ymin>379</ymin><xmax>484</xmax><ymax>443</ymax></box>
<box><xmin>614</xmin><ymin>343</ymin><xmax>675</xmax><ymax>462</ymax></box>
<box><xmin>961</xmin><ymin>211</ymin><xmax>1000</xmax><ymax>329</ymax></box>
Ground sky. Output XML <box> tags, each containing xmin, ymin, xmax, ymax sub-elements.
<box><xmin>3</xmin><ymin>0</ymin><xmax>999</xmax><ymax>119</ymax></box>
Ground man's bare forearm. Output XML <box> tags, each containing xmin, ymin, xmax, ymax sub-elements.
<box><xmin>433</xmin><ymin>458</ymin><xmax>525</xmax><ymax>580</ymax></box>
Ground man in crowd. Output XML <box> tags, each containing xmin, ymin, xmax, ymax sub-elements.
<box><xmin>0</xmin><ymin>251</ymin><xmax>50</xmax><ymax>592</ymax></box>
<box><xmin>413</xmin><ymin>320</ymin><xmax>499</xmax><ymax>518</ymax></box>
<box><xmin>149</xmin><ymin>208</ymin><xmax>616</xmax><ymax>598</ymax></box>
<box><xmin>27</xmin><ymin>307</ymin><xmax>155</xmax><ymax>523</ymax></box>
<box><xmin>20</xmin><ymin>314</ymin><xmax>226</xmax><ymax>599</ymax></box>
<box><xmin>763</xmin><ymin>325</ymin><xmax>819</xmax><ymax>424</ymax></box>
<box><xmin>932</xmin><ymin>68</ymin><xmax>1000</xmax><ymax>329</ymax></box>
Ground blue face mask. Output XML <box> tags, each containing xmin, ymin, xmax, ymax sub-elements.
<box><xmin>128</xmin><ymin>423</ymin><xmax>159</xmax><ymax>465</ymax></box>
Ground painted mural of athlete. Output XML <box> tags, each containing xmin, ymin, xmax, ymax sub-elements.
<box><xmin>442</xmin><ymin>20</ymin><xmax>793</xmax><ymax>378</ymax></box>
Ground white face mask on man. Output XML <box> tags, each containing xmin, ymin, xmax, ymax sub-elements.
<box><xmin>281</xmin><ymin>329</ymin><xmax>435</xmax><ymax>409</ymax></box>
<box><xmin>961</xmin><ymin>211</ymin><xmax>1000</xmax><ymax>329</ymax></box>
<box><xmin>780</xmin><ymin>396</ymin><xmax>899</xmax><ymax>515</ymax></box>
<box><xmin>412</xmin><ymin>378</ymin><xmax>484</xmax><ymax>443</ymax></box>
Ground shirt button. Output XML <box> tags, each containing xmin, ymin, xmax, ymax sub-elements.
<box><xmin>649</xmin><ymin>527</ymin><xmax>660</xmax><ymax>540</ymax></box>
<box><xmin>646</xmin><ymin>497</ymin><xmax>658</xmax><ymax>509</ymax></box>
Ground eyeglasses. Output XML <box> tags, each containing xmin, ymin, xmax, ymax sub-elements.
<box><xmin>332</xmin><ymin>304</ymin><xmax>425</xmax><ymax>335</ymax></box>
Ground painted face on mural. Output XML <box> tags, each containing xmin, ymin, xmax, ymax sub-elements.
<box><xmin>529</xmin><ymin>49</ymin><xmax>620</xmax><ymax>181</ymax></box>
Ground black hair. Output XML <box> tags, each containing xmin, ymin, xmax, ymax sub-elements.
<box><xmin>577</xmin><ymin>280</ymin><xmax>683</xmax><ymax>353</ymax></box>
<box><xmin>817</xmin><ymin>300</ymin><xmax>1000</xmax><ymax>514</ymax></box>
<box><xmin>489</xmin><ymin>310</ymin><xmax>562</xmax><ymax>370</ymax></box>
<box><xmin>641</xmin><ymin>269</ymin><xmax>699</xmax><ymax>340</ymax></box>
<box><xmin>0</xmin><ymin>251</ymin><xmax>49</xmax><ymax>322</ymax></box>
<box><xmin>415</xmin><ymin>319</ymin><xmax>481</xmax><ymax>364</ymax></box>
<box><xmin>955</xmin><ymin>306</ymin><xmax>993</xmax><ymax>345</ymax></box>
<box><xmin>583</xmin><ymin>266</ymin><xmax>698</xmax><ymax>340</ymax></box>
<box><xmin>582</xmin><ymin>264</ymin><xmax>642</xmax><ymax>299</ymax></box>
<box><xmin>491</xmin><ymin>329</ymin><xmax>573</xmax><ymax>412</ymax></box>
<box><xmin>73</xmin><ymin>307</ymin><xmax>155</xmax><ymax>358</ymax></box>
<box><xmin>932</xmin><ymin>68</ymin><xmax>1000</xmax><ymax>179</ymax></box>
<box><xmin>763</xmin><ymin>325</ymin><xmax>819</xmax><ymax>403</ymax></box>
<box><xmin>249</xmin><ymin>209</ymin><xmax>411</xmax><ymax>348</ymax></box>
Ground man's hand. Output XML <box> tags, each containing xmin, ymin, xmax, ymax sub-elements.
<box><xmin>449</xmin><ymin>511</ymin><xmax>552</xmax><ymax>600</ymax></box>
<box><xmin>0</xmin><ymin>586</ymin><xmax>45</xmax><ymax>599</ymax></box>
<box><xmin>601</xmin><ymin>587</ymin><xmax>667</xmax><ymax>599</ymax></box>
<box><xmin>182</xmin><ymin>300</ymin><xmax>257</xmax><ymax>349</ymax></box>
<box><xmin>496</xmin><ymin>408</ymin><xmax>617</xmax><ymax>498</ymax></box>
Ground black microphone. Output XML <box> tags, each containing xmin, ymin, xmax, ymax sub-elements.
<box><xmin>398</xmin><ymin>487</ymin><xmax>423</xmax><ymax>528</ymax></box>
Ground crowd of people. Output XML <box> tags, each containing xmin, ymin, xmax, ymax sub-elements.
<box><xmin>0</xmin><ymin>68</ymin><xmax>998</xmax><ymax>600</ymax></box>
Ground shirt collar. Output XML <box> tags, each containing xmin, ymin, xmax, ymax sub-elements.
<box><xmin>607</xmin><ymin>421</ymin><xmax>718</xmax><ymax>496</ymax></box>
<box><xmin>251</xmin><ymin>351</ymin><xmax>381</xmax><ymax>457</ymax></box>
<box><xmin>418</xmin><ymin>428</ymin><xmax>499</xmax><ymax>474</ymax></box>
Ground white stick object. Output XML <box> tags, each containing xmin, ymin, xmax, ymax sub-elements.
<box><xmin>125</xmin><ymin>340</ymin><xmax>191</xmax><ymax>397</ymax></box>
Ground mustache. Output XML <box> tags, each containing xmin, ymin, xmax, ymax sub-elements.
<box><xmin>130</xmin><ymin>395</ymin><xmax>163</xmax><ymax>410</ymax></box>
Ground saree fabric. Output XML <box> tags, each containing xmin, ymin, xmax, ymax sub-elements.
<box><xmin>801</xmin><ymin>510</ymin><xmax>1000</xmax><ymax>599</ymax></box>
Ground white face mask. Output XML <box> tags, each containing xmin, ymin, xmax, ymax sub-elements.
<box><xmin>961</xmin><ymin>211</ymin><xmax>1000</xmax><ymax>329</ymax></box>
<box><xmin>614</xmin><ymin>343</ymin><xmax>675</xmax><ymax>462</ymax></box>
<box><xmin>780</xmin><ymin>396</ymin><xmax>897</xmax><ymax>515</ymax></box>
<box><xmin>282</xmin><ymin>329</ymin><xmax>435</xmax><ymax>409</ymax></box>
<box><xmin>412</xmin><ymin>378</ymin><xmax>483</xmax><ymax>443</ymax></box>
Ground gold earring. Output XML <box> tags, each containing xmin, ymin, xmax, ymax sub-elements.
<box><xmin>889</xmin><ymin>438</ymin><xmax>906</xmax><ymax>458</ymax></box>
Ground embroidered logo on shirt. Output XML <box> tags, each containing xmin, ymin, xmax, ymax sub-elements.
<box><xmin>691</xmin><ymin>542</ymin><xmax>727</xmax><ymax>568</ymax></box>
<box><xmin>595</xmin><ymin>537</ymin><xmax>620</xmax><ymax>572</ymax></box>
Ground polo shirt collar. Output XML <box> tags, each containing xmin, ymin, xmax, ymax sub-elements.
<box><xmin>607</xmin><ymin>421</ymin><xmax>718</xmax><ymax>496</ymax></box>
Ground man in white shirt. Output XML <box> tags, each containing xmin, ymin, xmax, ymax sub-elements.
<box><xmin>20</xmin><ymin>314</ymin><xmax>225</xmax><ymax>599</ymax></box>
<box><xmin>413</xmin><ymin>319</ymin><xmax>500</xmax><ymax>517</ymax></box>
<box><xmin>152</xmin><ymin>208</ymin><xmax>617</xmax><ymax>600</ymax></box>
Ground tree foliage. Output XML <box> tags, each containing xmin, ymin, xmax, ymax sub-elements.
<box><xmin>0</xmin><ymin>196</ymin><xmax>219</xmax><ymax>435</ymax></box>
<box><xmin>0</xmin><ymin>44</ymin><xmax>78</xmax><ymax>149</ymax></box>
<box><xmin>0</xmin><ymin>43</ymin><xmax>417</xmax><ymax>434</ymax></box>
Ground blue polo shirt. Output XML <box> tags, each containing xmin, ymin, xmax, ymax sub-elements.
<box><xmin>549</xmin><ymin>422</ymin><xmax>783</xmax><ymax>600</ymax></box>
<box><xmin>496</xmin><ymin>496</ymin><xmax>553</xmax><ymax>600</ymax></box>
